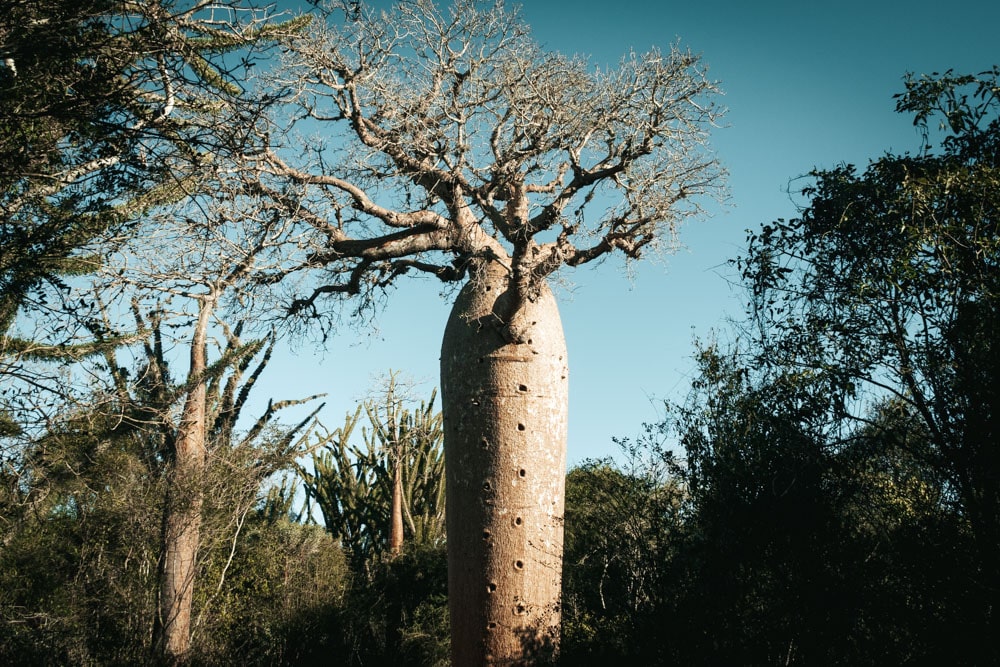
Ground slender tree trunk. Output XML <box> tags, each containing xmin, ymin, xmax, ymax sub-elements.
<box><xmin>386</xmin><ymin>446</ymin><xmax>406</xmax><ymax>655</ymax></box>
<box><xmin>389</xmin><ymin>444</ymin><xmax>405</xmax><ymax>557</ymax></box>
<box><xmin>441</xmin><ymin>261</ymin><xmax>569</xmax><ymax>666</ymax></box>
<box><xmin>153</xmin><ymin>298</ymin><xmax>212</xmax><ymax>663</ymax></box>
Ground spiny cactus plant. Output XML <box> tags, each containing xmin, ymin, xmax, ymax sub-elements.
<box><xmin>301</xmin><ymin>374</ymin><xmax>444</xmax><ymax>572</ymax></box>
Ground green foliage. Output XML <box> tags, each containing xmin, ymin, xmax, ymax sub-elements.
<box><xmin>188</xmin><ymin>513</ymin><xmax>349</xmax><ymax>665</ymax></box>
<box><xmin>301</xmin><ymin>377</ymin><xmax>445</xmax><ymax>571</ymax></box>
<box><xmin>0</xmin><ymin>0</ymin><xmax>309</xmax><ymax>346</ymax></box>
<box><xmin>560</xmin><ymin>444</ymin><xmax>684</xmax><ymax>664</ymax></box>
<box><xmin>336</xmin><ymin>544</ymin><xmax>451</xmax><ymax>667</ymax></box>
<box><xmin>1</xmin><ymin>0</ymin><xmax>122</xmax><ymax>190</ymax></box>
<box><xmin>0</xmin><ymin>306</ymin><xmax>337</xmax><ymax>663</ymax></box>
<box><xmin>0</xmin><ymin>402</ymin><xmax>166</xmax><ymax>664</ymax></box>
<box><xmin>655</xmin><ymin>346</ymin><xmax>966</xmax><ymax>665</ymax></box>
<box><xmin>554</xmin><ymin>344</ymin><xmax>974</xmax><ymax>665</ymax></box>
<box><xmin>559</xmin><ymin>70</ymin><xmax>1000</xmax><ymax>664</ymax></box>
<box><xmin>294</xmin><ymin>376</ymin><xmax>450</xmax><ymax>665</ymax></box>
<box><xmin>3</xmin><ymin>1</ymin><xmax>183</xmax><ymax>332</ymax></box>
<box><xmin>895</xmin><ymin>66</ymin><xmax>1000</xmax><ymax>158</ymax></box>
<box><xmin>735</xmin><ymin>67</ymin><xmax>1000</xmax><ymax>661</ymax></box>
<box><xmin>0</xmin><ymin>460</ymin><xmax>349</xmax><ymax>665</ymax></box>
<box><xmin>0</xmin><ymin>0</ymin><xmax>309</xmax><ymax>438</ymax></box>
<box><xmin>609</xmin><ymin>68</ymin><xmax>1000</xmax><ymax>665</ymax></box>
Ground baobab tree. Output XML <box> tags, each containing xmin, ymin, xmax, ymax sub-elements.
<box><xmin>259</xmin><ymin>1</ymin><xmax>724</xmax><ymax>663</ymax></box>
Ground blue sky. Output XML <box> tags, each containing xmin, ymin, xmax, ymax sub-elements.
<box><xmin>261</xmin><ymin>0</ymin><xmax>999</xmax><ymax>464</ymax></box>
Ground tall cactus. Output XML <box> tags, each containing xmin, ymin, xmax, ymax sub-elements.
<box><xmin>301</xmin><ymin>376</ymin><xmax>444</xmax><ymax>571</ymax></box>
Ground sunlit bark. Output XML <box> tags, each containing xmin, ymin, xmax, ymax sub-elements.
<box><xmin>441</xmin><ymin>260</ymin><xmax>568</xmax><ymax>664</ymax></box>
<box><xmin>154</xmin><ymin>295</ymin><xmax>213</xmax><ymax>662</ymax></box>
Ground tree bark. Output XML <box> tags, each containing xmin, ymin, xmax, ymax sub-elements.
<box><xmin>389</xmin><ymin>442</ymin><xmax>405</xmax><ymax>557</ymax></box>
<box><xmin>153</xmin><ymin>298</ymin><xmax>212</xmax><ymax>663</ymax></box>
<box><xmin>441</xmin><ymin>261</ymin><xmax>569</xmax><ymax>666</ymax></box>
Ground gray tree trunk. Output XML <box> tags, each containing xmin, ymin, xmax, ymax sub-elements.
<box><xmin>441</xmin><ymin>261</ymin><xmax>569</xmax><ymax>666</ymax></box>
<box><xmin>154</xmin><ymin>299</ymin><xmax>211</xmax><ymax>663</ymax></box>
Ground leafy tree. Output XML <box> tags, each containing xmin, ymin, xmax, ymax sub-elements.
<box><xmin>560</xmin><ymin>443</ymin><xmax>683</xmax><ymax>665</ymax></box>
<box><xmin>0</xmin><ymin>0</ymin><xmax>308</xmax><ymax>437</ymax></box>
<box><xmin>668</xmin><ymin>346</ymin><xmax>845</xmax><ymax>664</ymax></box>
<box><xmin>0</xmin><ymin>321</ymin><xmax>336</xmax><ymax>665</ymax></box>
<box><xmin>1</xmin><ymin>0</ymin><xmax>282</xmax><ymax>331</ymax></box>
<box><xmin>642</xmin><ymin>344</ymin><xmax>965</xmax><ymax>665</ymax></box>
<box><xmin>2</xmin><ymin>6</ymin><xmax>317</xmax><ymax>653</ymax></box>
<box><xmin>738</xmin><ymin>67</ymin><xmax>1000</xmax><ymax>659</ymax></box>
<box><xmin>257</xmin><ymin>1</ymin><xmax>723</xmax><ymax>661</ymax></box>
<box><xmin>0</xmin><ymin>4</ymin><xmax>350</xmax><ymax>663</ymax></box>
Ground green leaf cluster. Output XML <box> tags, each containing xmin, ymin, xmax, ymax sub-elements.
<box><xmin>559</xmin><ymin>69</ymin><xmax>1000</xmax><ymax>664</ymax></box>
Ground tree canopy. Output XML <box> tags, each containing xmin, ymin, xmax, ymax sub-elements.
<box><xmin>3</xmin><ymin>0</ymin><xmax>999</xmax><ymax>662</ymax></box>
<box><xmin>254</xmin><ymin>0</ymin><xmax>723</xmax><ymax>339</ymax></box>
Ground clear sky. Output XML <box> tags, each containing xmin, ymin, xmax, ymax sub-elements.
<box><xmin>259</xmin><ymin>0</ymin><xmax>1000</xmax><ymax>465</ymax></box>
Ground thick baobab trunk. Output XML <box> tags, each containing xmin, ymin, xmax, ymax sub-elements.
<box><xmin>441</xmin><ymin>261</ymin><xmax>569</xmax><ymax>666</ymax></box>
<box><xmin>154</xmin><ymin>299</ymin><xmax>211</xmax><ymax>663</ymax></box>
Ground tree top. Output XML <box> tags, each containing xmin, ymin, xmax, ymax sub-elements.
<box><xmin>257</xmin><ymin>0</ymin><xmax>725</xmax><ymax>323</ymax></box>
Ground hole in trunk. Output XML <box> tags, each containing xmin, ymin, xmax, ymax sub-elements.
<box><xmin>518</xmin><ymin>468</ymin><xmax>526</xmax><ymax>478</ymax></box>
<box><xmin>480</xmin><ymin>438</ymin><xmax>489</xmax><ymax>448</ymax></box>
<box><xmin>518</xmin><ymin>384</ymin><xmax>528</xmax><ymax>392</ymax></box>
<box><xmin>514</xmin><ymin>516</ymin><xmax>523</xmax><ymax>526</ymax></box>
<box><xmin>517</xmin><ymin>423</ymin><xmax>526</xmax><ymax>431</ymax></box>
<box><xmin>487</xmin><ymin>582</ymin><xmax>497</xmax><ymax>593</ymax></box>
<box><xmin>487</xmin><ymin>622</ymin><xmax>497</xmax><ymax>630</ymax></box>
<box><xmin>514</xmin><ymin>559</ymin><xmax>524</xmax><ymax>570</ymax></box>
<box><xmin>514</xmin><ymin>603</ymin><xmax>527</xmax><ymax>615</ymax></box>
<box><xmin>483</xmin><ymin>481</ymin><xmax>492</xmax><ymax>492</ymax></box>
<box><xmin>483</xmin><ymin>530</ymin><xmax>491</xmax><ymax>540</ymax></box>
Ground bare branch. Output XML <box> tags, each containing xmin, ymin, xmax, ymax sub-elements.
<box><xmin>263</xmin><ymin>0</ymin><xmax>724</xmax><ymax>320</ymax></box>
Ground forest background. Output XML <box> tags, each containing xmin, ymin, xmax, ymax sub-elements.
<box><xmin>2</xmin><ymin>0</ymin><xmax>998</xmax><ymax>665</ymax></box>
<box><xmin>257</xmin><ymin>0</ymin><xmax>1000</xmax><ymax>465</ymax></box>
